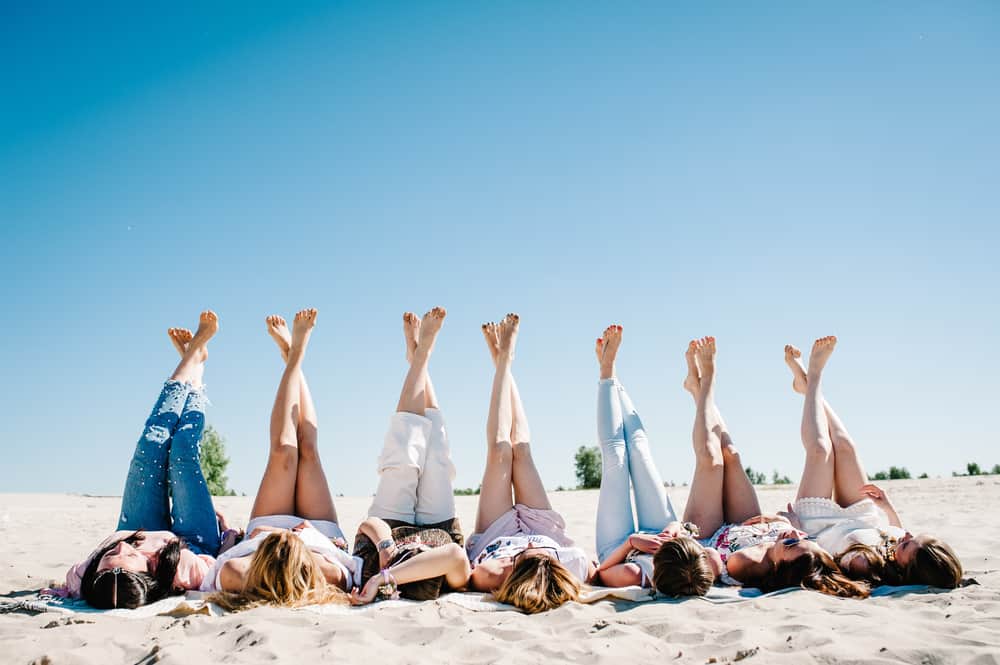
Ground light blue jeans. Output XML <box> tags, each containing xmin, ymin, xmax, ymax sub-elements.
<box><xmin>595</xmin><ymin>378</ymin><xmax>677</xmax><ymax>562</ymax></box>
<box><xmin>117</xmin><ymin>380</ymin><xmax>221</xmax><ymax>555</ymax></box>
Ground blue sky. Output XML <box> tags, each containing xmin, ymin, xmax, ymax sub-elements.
<box><xmin>2</xmin><ymin>2</ymin><xmax>998</xmax><ymax>499</ymax></box>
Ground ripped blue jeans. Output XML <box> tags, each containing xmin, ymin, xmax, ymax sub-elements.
<box><xmin>117</xmin><ymin>380</ymin><xmax>221</xmax><ymax>555</ymax></box>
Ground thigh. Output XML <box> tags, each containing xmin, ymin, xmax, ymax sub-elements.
<box><xmin>511</xmin><ymin>443</ymin><xmax>551</xmax><ymax>510</ymax></box>
<box><xmin>414</xmin><ymin>418</ymin><xmax>456</xmax><ymax>524</ymax></box>
<box><xmin>795</xmin><ymin>451</ymin><xmax>835</xmax><ymax>501</ymax></box>
<box><xmin>250</xmin><ymin>447</ymin><xmax>298</xmax><ymax>520</ymax></box>
<box><xmin>294</xmin><ymin>453</ymin><xmax>338</xmax><ymax>523</ymax></box>
<box><xmin>682</xmin><ymin>462</ymin><xmax>725</xmax><ymax>538</ymax></box>
<box><xmin>474</xmin><ymin>443</ymin><xmax>515</xmax><ymax>534</ymax></box>
<box><xmin>595</xmin><ymin>439</ymin><xmax>635</xmax><ymax>561</ymax></box>
<box><xmin>832</xmin><ymin>439</ymin><xmax>869</xmax><ymax>507</ymax></box>
<box><xmin>721</xmin><ymin>457</ymin><xmax>761</xmax><ymax>524</ymax></box>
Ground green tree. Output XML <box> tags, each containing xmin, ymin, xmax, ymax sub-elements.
<box><xmin>919</xmin><ymin>472</ymin><xmax>929</xmax><ymax>479</ymax></box>
<box><xmin>772</xmin><ymin>470</ymin><xmax>792</xmax><ymax>485</ymax></box>
<box><xmin>745</xmin><ymin>467</ymin><xmax>766</xmax><ymax>485</ymax></box>
<box><xmin>888</xmin><ymin>466</ymin><xmax>911</xmax><ymax>480</ymax></box>
<box><xmin>870</xmin><ymin>470</ymin><xmax>889</xmax><ymax>481</ymax></box>
<box><xmin>991</xmin><ymin>464</ymin><xmax>1000</xmax><ymax>475</ymax></box>
<box><xmin>199</xmin><ymin>426</ymin><xmax>234</xmax><ymax>496</ymax></box>
<box><xmin>575</xmin><ymin>446</ymin><xmax>602</xmax><ymax>489</ymax></box>
<box><xmin>967</xmin><ymin>462</ymin><xmax>982</xmax><ymax>476</ymax></box>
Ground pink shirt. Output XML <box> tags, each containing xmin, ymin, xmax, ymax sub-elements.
<box><xmin>55</xmin><ymin>530</ymin><xmax>214</xmax><ymax>598</ymax></box>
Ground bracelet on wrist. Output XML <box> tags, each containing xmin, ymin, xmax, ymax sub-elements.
<box><xmin>377</xmin><ymin>568</ymin><xmax>400</xmax><ymax>600</ymax></box>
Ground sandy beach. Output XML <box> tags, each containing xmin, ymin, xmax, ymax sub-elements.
<box><xmin>2</xmin><ymin>477</ymin><xmax>998</xmax><ymax>664</ymax></box>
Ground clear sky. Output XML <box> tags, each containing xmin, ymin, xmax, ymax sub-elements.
<box><xmin>2</xmin><ymin>2</ymin><xmax>998</xmax><ymax>499</ymax></box>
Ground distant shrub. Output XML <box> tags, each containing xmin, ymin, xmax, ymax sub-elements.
<box><xmin>870</xmin><ymin>471</ymin><xmax>889</xmax><ymax>481</ymax></box>
<box><xmin>967</xmin><ymin>462</ymin><xmax>982</xmax><ymax>476</ymax></box>
<box><xmin>772</xmin><ymin>471</ymin><xmax>792</xmax><ymax>485</ymax></box>
<box><xmin>992</xmin><ymin>464</ymin><xmax>1000</xmax><ymax>475</ymax></box>
<box><xmin>745</xmin><ymin>467</ymin><xmax>766</xmax><ymax>485</ymax></box>
<box><xmin>575</xmin><ymin>446</ymin><xmax>602</xmax><ymax>489</ymax></box>
<box><xmin>918</xmin><ymin>473</ymin><xmax>929</xmax><ymax>479</ymax></box>
<box><xmin>888</xmin><ymin>466</ymin><xmax>911</xmax><ymax>480</ymax></box>
<box><xmin>453</xmin><ymin>486</ymin><xmax>481</xmax><ymax>496</ymax></box>
<box><xmin>199</xmin><ymin>426</ymin><xmax>235</xmax><ymax>496</ymax></box>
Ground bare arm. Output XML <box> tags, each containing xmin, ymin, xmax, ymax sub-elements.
<box><xmin>218</xmin><ymin>556</ymin><xmax>252</xmax><ymax>592</ymax></box>
<box><xmin>356</xmin><ymin>516</ymin><xmax>396</xmax><ymax>567</ymax></box>
<box><xmin>351</xmin><ymin>543</ymin><xmax>471</xmax><ymax>605</ymax></box>
<box><xmin>597</xmin><ymin>563</ymin><xmax>643</xmax><ymax>588</ymax></box>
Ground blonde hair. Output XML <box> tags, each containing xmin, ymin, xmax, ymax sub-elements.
<box><xmin>836</xmin><ymin>543</ymin><xmax>888</xmax><ymax>584</ymax></box>
<box><xmin>493</xmin><ymin>555</ymin><xmax>581</xmax><ymax>614</ymax></box>
<box><xmin>209</xmin><ymin>531</ymin><xmax>349</xmax><ymax>611</ymax></box>
<box><xmin>652</xmin><ymin>536</ymin><xmax>714</xmax><ymax>596</ymax></box>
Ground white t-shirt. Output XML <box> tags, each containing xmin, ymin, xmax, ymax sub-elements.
<box><xmin>200</xmin><ymin>515</ymin><xmax>362</xmax><ymax>592</ymax></box>
<box><xmin>794</xmin><ymin>497</ymin><xmax>906</xmax><ymax>556</ymax></box>
<box><xmin>472</xmin><ymin>534</ymin><xmax>590</xmax><ymax>583</ymax></box>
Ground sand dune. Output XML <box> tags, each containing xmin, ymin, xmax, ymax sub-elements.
<box><xmin>2</xmin><ymin>477</ymin><xmax>998</xmax><ymax>664</ymax></box>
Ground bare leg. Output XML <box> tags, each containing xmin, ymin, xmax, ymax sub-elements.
<box><xmin>264</xmin><ymin>314</ymin><xmax>338</xmax><ymax>522</ymax></box>
<box><xmin>795</xmin><ymin>337</ymin><xmax>837</xmax><ymax>501</ymax></box>
<box><xmin>169</xmin><ymin>312</ymin><xmax>217</xmax><ymax>388</ymax></box>
<box><xmin>785</xmin><ymin>344</ymin><xmax>868</xmax><ymax>506</ymax></box>
<box><xmin>682</xmin><ymin>337</ymin><xmax>726</xmax><ymax>536</ymax></box>
<box><xmin>474</xmin><ymin>317</ymin><xmax>518</xmax><ymax>532</ymax></box>
<box><xmin>404</xmin><ymin>312</ymin><xmax>440</xmax><ymax>410</ymax></box>
<box><xmin>250</xmin><ymin>309</ymin><xmax>317</xmax><ymax>519</ymax></box>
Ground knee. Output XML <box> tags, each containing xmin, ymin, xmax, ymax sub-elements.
<box><xmin>831</xmin><ymin>433</ymin><xmax>857</xmax><ymax>456</ymax></box>
<box><xmin>268</xmin><ymin>443</ymin><xmax>299</xmax><ymax>471</ymax></box>
<box><xmin>802</xmin><ymin>433</ymin><xmax>834</xmax><ymax>459</ymax></box>
<box><xmin>512</xmin><ymin>442</ymin><xmax>534</xmax><ymax>464</ymax></box>
<box><xmin>487</xmin><ymin>441</ymin><xmax>513</xmax><ymax>467</ymax></box>
<box><xmin>721</xmin><ymin>444</ymin><xmax>742</xmax><ymax>467</ymax></box>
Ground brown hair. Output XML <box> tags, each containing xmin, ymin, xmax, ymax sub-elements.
<box><xmin>897</xmin><ymin>538</ymin><xmax>963</xmax><ymax>589</ymax></box>
<box><xmin>836</xmin><ymin>543</ymin><xmax>888</xmax><ymax>585</ymax></box>
<box><xmin>208</xmin><ymin>531</ymin><xmax>349</xmax><ymax>611</ymax></box>
<box><xmin>652</xmin><ymin>536</ymin><xmax>714</xmax><ymax>597</ymax></box>
<box><xmin>493</xmin><ymin>555</ymin><xmax>581</xmax><ymax>614</ymax></box>
<box><xmin>758</xmin><ymin>547</ymin><xmax>870</xmax><ymax>599</ymax></box>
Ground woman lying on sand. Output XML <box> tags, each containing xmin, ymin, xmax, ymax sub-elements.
<box><xmin>780</xmin><ymin>336</ymin><xmax>963</xmax><ymax>589</ymax></box>
<box><xmin>595</xmin><ymin>331</ymin><xmax>866</xmax><ymax>598</ymax></box>
<box><xmin>349</xmin><ymin>309</ymin><xmax>471</xmax><ymax>605</ymax></box>
<box><xmin>591</xmin><ymin>324</ymin><xmax>685</xmax><ymax>588</ymax></box>
<box><xmin>466</xmin><ymin>314</ymin><xmax>597</xmax><ymax>613</ymax></box>
<box><xmin>56</xmin><ymin>312</ymin><xmax>226</xmax><ymax>608</ymax></box>
<box><xmin>205</xmin><ymin>310</ymin><xmax>360</xmax><ymax>610</ymax></box>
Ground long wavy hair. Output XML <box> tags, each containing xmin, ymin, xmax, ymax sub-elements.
<box><xmin>80</xmin><ymin>530</ymin><xmax>182</xmax><ymax>609</ymax></box>
<box><xmin>493</xmin><ymin>554</ymin><xmax>581</xmax><ymax>614</ymax></box>
<box><xmin>890</xmin><ymin>537</ymin><xmax>963</xmax><ymax>588</ymax></box>
<box><xmin>652</xmin><ymin>536</ymin><xmax>715</xmax><ymax>597</ymax></box>
<box><xmin>208</xmin><ymin>531</ymin><xmax>349</xmax><ymax>611</ymax></box>
<box><xmin>757</xmin><ymin>547</ymin><xmax>870</xmax><ymax>598</ymax></box>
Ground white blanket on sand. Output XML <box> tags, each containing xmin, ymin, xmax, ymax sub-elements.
<box><xmin>2</xmin><ymin>584</ymin><xmax>931</xmax><ymax>618</ymax></box>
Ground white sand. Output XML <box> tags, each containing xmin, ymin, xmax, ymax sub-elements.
<box><xmin>2</xmin><ymin>477</ymin><xmax>999</xmax><ymax>664</ymax></box>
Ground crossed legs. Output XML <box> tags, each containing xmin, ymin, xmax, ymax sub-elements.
<box><xmin>475</xmin><ymin>314</ymin><xmax>548</xmax><ymax>534</ymax></box>
<box><xmin>250</xmin><ymin>309</ymin><xmax>337</xmax><ymax>522</ymax></box>
<box><xmin>786</xmin><ymin>339</ymin><xmax>869</xmax><ymax>506</ymax></box>
<box><xmin>682</xmin><ymin>338</ymin><xmax>760</xmax><ymax>537</ymax></box>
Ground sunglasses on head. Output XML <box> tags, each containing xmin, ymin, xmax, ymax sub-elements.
<box><xmin>781</xmin><ymin>535</ymin><xmax>817</xmax><ymax>546</ymax></box>
<box><xmin>512</xmin><ymin>546</ymin><xmax>559</xmax><ymax>563</ymax></box>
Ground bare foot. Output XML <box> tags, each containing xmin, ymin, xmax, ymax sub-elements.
<box><xmin>694</xmin><ymin>336</ymin><xmax>716</xmax><ymax>391</ymax></box>
<box><xmin>599</xmin><ymin>324</ymin><xmax>622</xmax><ymax>380</ymax></box>
<box><xmin>266</xmin><ymin>315</ymin><xmax>291</xmax><ymax>363</ymax></box>
<box><xmin>290</xmin><ymin>308</ymin><xmax>318</xmax><ymax>360</ymax></box>
<box><xmin>403</xmin><ymin>312</ymin><xmax>420</xmax><ymax>364</ymax></box>
<box><xmin>496</xmin><ymin>313</ymin><xmax>520</xmax><ymax>359</ymax></box>
<box><xmin>807</xmin><ymin>336</ymin><xmax>837</xmax><ymax>377</ymax></box>
<box><xmin>168</xmin><ymin>328</ymin><xmax>193</xmax><ymax>358</ymax></box>
<box><xmin>683</xmin><ymin>340</ymin><xmax>701</xmax><ymax>397</ymax></box>
<box><xmin>784</xmin><ymin>345</ymin><xmax>807</xmax><ymax>394</ymax></box>
<box><xmin>415</xmin><ymin>307</ymin><xmax>446</xmax><ymax>358</ymax></box>
<box><xmin>482</xmin><ymin>321</ymin><xmax>500</xmax><ymax>367</ymax></box>
<box><xmin>186</xmin><ymin>311</ymin><xmax>219</xmax><ymax>362</ymax></box>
